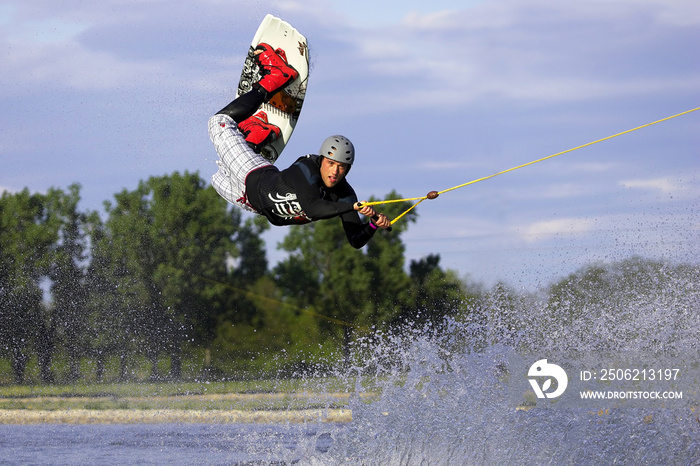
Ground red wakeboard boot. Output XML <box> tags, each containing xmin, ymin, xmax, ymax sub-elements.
<box><xmin>253</xmin><ymin>43</ymin><xmax>299</xmax><ymax>98</ymax></box>
<box><xmin>237</xmin><ymin>110</ymin><xmax>281</xmax><ymax>153</ymax></box>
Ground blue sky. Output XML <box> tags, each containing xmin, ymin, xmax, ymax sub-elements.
<box><xmin>1</xmin><ymin>0</ymin><xmax>698</xmax><ymax>290</ymax></box>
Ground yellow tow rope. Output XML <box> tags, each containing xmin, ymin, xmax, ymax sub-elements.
<box><xmin>361</xmin><ymin>107</ymin><xmax>700</xmax><ymax>226</ymax></box>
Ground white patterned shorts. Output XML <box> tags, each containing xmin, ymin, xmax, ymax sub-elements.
<box><xmin>208</xmin><ymin>114</ymin><xmax>270</xmax><ymax>213</ymax></box>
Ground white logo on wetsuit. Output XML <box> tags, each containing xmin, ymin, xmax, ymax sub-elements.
<box><xmin>268</xmin><ymin>192</ymin><xmax>311</xmax><ymax>221</ymax></box>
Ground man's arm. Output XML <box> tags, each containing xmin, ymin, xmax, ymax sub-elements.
<box><xmin>340</xmin><ymin>209</ymin><xmax>377</xmax><ymax>249</ymax></box>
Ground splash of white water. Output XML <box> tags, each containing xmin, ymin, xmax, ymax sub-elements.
<box><xmin>296</xmin><ymin>261</ymin><xmax>700</xmax><ymax>465</ymax></box>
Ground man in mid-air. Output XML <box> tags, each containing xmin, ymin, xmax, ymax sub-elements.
<box><xmin>209</xmin><ymin>43</ymin><xmax>391</xmax><ymax>248</ymax></box>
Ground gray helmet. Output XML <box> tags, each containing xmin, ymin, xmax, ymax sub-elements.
<box><xmin>319</xmin><ymin>135</ymin><xmax>355</xmax><ymax>165</ymax></box>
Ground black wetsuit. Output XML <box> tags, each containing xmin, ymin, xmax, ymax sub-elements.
<box><xmin>245</xmin><ymin>154</ymin><xmax>377</xmax><ymax>249</ymax></box>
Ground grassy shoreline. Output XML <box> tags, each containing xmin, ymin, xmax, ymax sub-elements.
<box><xmin>0</xmin><ymin>408</ymin><xmax>353</xmax><ymax>424</ymax></box>
<box><xmin>0</xmin><ymin>380</ymin><xmax>368</xmax><ymax>424</ymax></box>
<box><xmin>0</xmin><ymin>391</ymin><xmax>352</xmax><ymax>411</ymax></box>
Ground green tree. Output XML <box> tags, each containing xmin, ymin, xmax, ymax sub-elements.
<box><xmin>43</xmin><ymin>184</ymin><xmax>94</xmax><ymax>382</ymax></box>
<box><xmin>101</xmin><ymin>172</ymin><xmax>248</xmax><ymax>379</ymax></box>
<box><xmin>216</xmin><ymin>214</ymin><xmax>271</xmax><ymax>327</ymax></box>
<box><xmin>0</xmin><ymin>189</ymin><xmax>59</xmax><ymax>382</ymax></box>
<box><xmin>83</xmin><ymin>213</ymin><xmax>137</xmax><ymax>381</ymax></box>
<box><xmin>389</xmin><ymin>254</ymin><xmax>468</xmax><ymax>328</ymax></box>
<box><xmin>211</xmin><ymin>273</ymin><xmax>326</xmax><ymax>377</ymax></box>
<box><xmin>274</xmin><ymin>191</ymin><xmax>418</xmax><ymax>366</ymax></box>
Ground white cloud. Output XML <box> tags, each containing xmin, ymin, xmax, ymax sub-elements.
<box><xmin>569</xmin><ymin>162</ymin><xmax>616</xmax><ymax>173</ymax></box>
<box><xmin>0</xmin><ymin>0</ymin><xmax>254</xmax><ymax>96</ymax></box>
<box><xmin>620</xmin><ymin>177</ymin><xmax>695</xmax><ymax>197</ymax></box>
<box><xmin>328</xmin><ymin>0</ymin><xmax>483</xmax><ymax>27</ymax></box>
<box><xmin>528</xmin><ymin>183</ymin><xmax>591</xmax><ymax>200</ymax></box>
<box><xmin>324</xmin><ymin>0</ymin><xmax>700</xmax><ymax>111</ymax></box>
<box><xmin>4</xmin><ymin>0</ymin><xmax>699</xmax><ymax>110</ymax></box>
<box><xmin>417</xmin><ymin>160</ymin><xmax>483</xmax><ymax>171</ymax></box>
<box><xmin>1</xmin><ymin>40</ymin><xmax>172</xmax><ymax>93</ymax></box>
<box><xmin>512</xmin><ymin>211</ymin><xmax>699</xmax><ymax>266</ymax></box>
<box><xmin>519</xmin><ymin>217</ymin><xmax>596</xmax><ymax>242</ymax></box>
<box><xmin>9</xmin><ymin>17</ymin><xmax>90</xmax><ymax>44</ymax></box>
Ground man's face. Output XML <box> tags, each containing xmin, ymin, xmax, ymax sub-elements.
<box><xmin>320</xmin><ymin>157</ymin><xmax>350</xmax><ymax>188</ymax></box>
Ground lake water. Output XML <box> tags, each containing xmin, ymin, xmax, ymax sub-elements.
<box><xmin>3</xmin><ymin>262</ymin><xmax>698</xmax><ymax>465</ymax></box>
<box><xmin>0</xmin><ymin>423</ymin><xmax>340</xmax><ymax>465</ymax></box>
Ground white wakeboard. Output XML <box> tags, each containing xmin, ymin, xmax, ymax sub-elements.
<box><xmin>236</xmin><ymin>14</ymin><xmax>310</xmax><ymax>163</ymax></box>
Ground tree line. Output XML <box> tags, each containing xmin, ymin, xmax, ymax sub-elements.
<box><xmin>3</xmin><ymin>173</ymin><xmax>696</xmax><ymax>385</ymax></box>
<box><xmin>0</xmin><ymin>173</ymin><xmax>473</xmax><ymax>384</ymax></box>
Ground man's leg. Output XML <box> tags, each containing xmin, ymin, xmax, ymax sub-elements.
<box><xmin>210</xmin><ymin>43</ymin><xmax>297</xmax><ymax>207</ymax></box>
<box><xmin>217</xmin><ymin>88</ymin><xmax>266</xmax><ymax>123</ymax></box>
<box><xmin>208</xmin><ymin>114</ymin><xmax>270</xmax><ymax>211</ymax></box>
